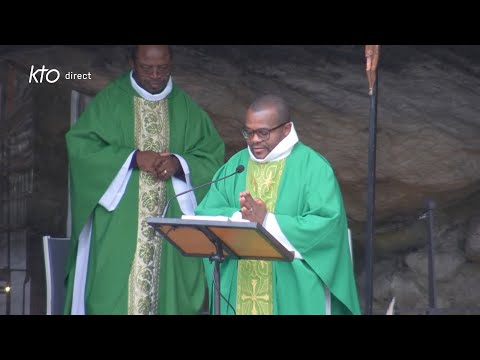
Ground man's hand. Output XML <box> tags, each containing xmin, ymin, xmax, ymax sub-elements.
<box><xmin>136</xmin><ymin>150</ymin><xmax>162</xmax><ymax>177</ymax></box>
<box><xmin>239</xmin><ymin>191</ymin><xmax>267</xmax><ymax>223</ymax></box>
<box><xmin>153</xmin><ymin>153</ymin><xmax>181</xmax><ymax>181</ymax></box>
<box><xmin>136</xmin><ymin>151</ymin><xmax>180</xmax><ymax>181</ymax></box>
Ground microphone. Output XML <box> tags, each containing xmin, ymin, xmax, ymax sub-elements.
<box><xmin>161</xmin><ymin>165</ymin><xmax>245</xmax><ymax>218</ymax></box>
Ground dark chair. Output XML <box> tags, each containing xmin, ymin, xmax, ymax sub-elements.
<box><xmin>42</xmin><ymin>236</ymin><xmax>70</xmax><ymax>315</ymax></box>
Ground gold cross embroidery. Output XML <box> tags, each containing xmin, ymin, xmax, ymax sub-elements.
<box><xmin>240</xmin><ymin>279</ymin><xmax>270</xmax><ymax>315</ymax></box>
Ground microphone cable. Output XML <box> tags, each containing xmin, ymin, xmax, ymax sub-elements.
<box><xmin>211</xmin><ymin>263</ymin><xmax>237</xmax><ymax>315</ymax></box>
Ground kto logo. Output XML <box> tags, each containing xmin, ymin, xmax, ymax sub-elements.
<box><xmin>29</xmin><ymin>65</ymin><xmax>60</xmax><ymax>84</ymax></box>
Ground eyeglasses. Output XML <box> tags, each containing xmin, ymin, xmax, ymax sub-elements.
<box><xmin>137</xmin><ymin>63</ymin><xmax>171</xmax><ymax>77</ymax></box>
<box><xmin>241</xmin><ymin>121</ymin><xmax>290</xmax><ymax>141</ymax></box>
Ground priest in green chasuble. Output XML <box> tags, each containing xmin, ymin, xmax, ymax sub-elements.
<box><xmin>64</xmin><ymin>45</ymin><xmax>225</xmax><ymax>314</ymax></box>
<box><xmin>196</xmin><ymin>94</ymin><xmax>361</xmax><ymax>315</ymax></box>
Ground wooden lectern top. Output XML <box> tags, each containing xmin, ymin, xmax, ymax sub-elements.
<box><xmin>146</xmin><ymin>217</ymin><xmax>294</xmax><ymax>262</ymax></box>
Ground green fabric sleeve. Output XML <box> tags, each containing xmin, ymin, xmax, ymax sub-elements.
<box><xmin>66</xmin><ymin>92</ymin><xmax>135</xmax><ymax>234</ymax></box>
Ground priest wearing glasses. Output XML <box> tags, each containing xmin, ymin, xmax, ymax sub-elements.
<box><xmin>196</xmin><ymin>94</ymin><xmax>361</xmax><ymax>315</ymax></box>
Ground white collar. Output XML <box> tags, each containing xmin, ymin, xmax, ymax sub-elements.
<box><xmin>130</xmin><ymin>71</ymin><xmax>173</xmax><ymax>101</ymax></box>
<box><xmin>248</xmin><ymin>122</ymin><xmax>299</xmax><ymax>163</ymax></box>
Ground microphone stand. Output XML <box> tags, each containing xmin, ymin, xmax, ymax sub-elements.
<box><xmin>160</xmin><ymin>165</ymin><xmax>244</xmax><ymax>218</ymax></box>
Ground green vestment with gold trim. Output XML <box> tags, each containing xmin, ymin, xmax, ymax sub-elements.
<box><xmin>64</xmin><ymin>72</ymin><xmax>225</xmax><ymax>314</ymax></box>
<box><xmin>196</xmin><ymin>143</ymin><xmax>360</xmax><ymax>315</ymax></box>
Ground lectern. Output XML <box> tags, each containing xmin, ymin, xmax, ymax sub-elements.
<box><xmin>146</xmin><ymin>217</ymin><xmax>294</xmax><ymax>315</ymax></box>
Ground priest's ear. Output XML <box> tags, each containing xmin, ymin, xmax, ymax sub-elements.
<box><xmin>282</xmin><ymin>121</ymin><xmax>292</xmax><ymax>137</ymax></box>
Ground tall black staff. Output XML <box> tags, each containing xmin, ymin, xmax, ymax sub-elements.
<box><xmin>364</xmin><ymin>45</ymin><xmax>380</xmax><ymax>315</ymax></box>
<box><xmin>425</xmin><ymin>199</ymin><xmax>437</xmax><ymax>315</ymax></box>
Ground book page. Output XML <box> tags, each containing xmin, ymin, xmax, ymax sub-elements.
<box><xmin>181</xmin><ymin>215</ymin><xmax>249</xmax><ymax>223</ymax></box>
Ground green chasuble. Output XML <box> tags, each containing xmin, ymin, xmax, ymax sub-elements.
<box><xmin>196</xmin><ymin>143</ymin><xmax>361</xmax><ymax>315</ymax></box>
<box><xmin>64</xmin><ymin>72</ymin><xmax>225</xmax><ymax>314</ymax></box>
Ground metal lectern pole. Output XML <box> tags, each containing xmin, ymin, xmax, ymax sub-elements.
<box><xmin>202</xmin><ymin>226</ymin><xmax>225</xmax><ymax>316</ymax></box>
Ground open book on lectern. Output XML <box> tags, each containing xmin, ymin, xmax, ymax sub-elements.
<box><xmin>146</xmin><ymin>215</ymin><xmax>294</xmax><ymax>262</ymax></box>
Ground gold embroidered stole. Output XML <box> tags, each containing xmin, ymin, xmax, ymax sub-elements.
<box><xmin>236</xmin><ymin>158</ymin><xmax>286</xmax><ymax>315</ymax></box>
<box><xmin>128</xmin><ymin>98</ymin><xmax>169</xmax><ymax>314</ymax></box>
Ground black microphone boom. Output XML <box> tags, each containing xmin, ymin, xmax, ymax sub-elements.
<box><xmin>160</xmin><ymin>165</ymin><xmax>245</xmax><ymax>218</ymax></box>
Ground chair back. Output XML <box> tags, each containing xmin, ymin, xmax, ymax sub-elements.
<box><xmin>42</xmin><ymin>236</ymin><xmax>70</xmax><ymax>315</ymax></box>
